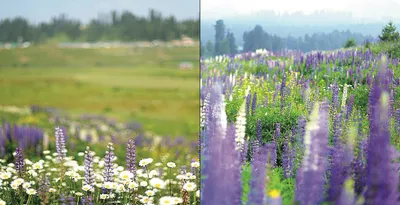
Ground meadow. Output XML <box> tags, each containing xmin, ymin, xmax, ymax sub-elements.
<box><xmin>200</xmin><ymin>48</ymin><xmax>400</xmax><ymax>205</ymax></box>
<box><xmin>0</xmin><ymin>45</ymin><xmax>199</xmax><ymax>137</ymax></box>
<box><xmin>0</xmin><ymin>45</ymin><xmax>200</xmax><ymax>204</ymax></box>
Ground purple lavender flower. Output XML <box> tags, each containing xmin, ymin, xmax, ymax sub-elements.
<box><xmin>126</xmin><ymin>139</ymin><xmax>136</xmax><ymax>179</ymax></box>
<box><xmin>15</xmin><ymin>147</ymin><xmax>25</xmax><ymax>177</ymax></box>
<box><xmin>103</xmin><ymin>142</ymin><xmax>115</xmax><ymax>184</ymax></box>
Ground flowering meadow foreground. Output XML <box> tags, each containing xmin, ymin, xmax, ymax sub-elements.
<box><xmin>0</xmin><ymin>109</ymin><xmax>200</xmax><ymax>205</ymax></box>
<box><xmin>200</xmin><ymin>49</ymin><xmax>400</xmax><ymax>204</ymax></box>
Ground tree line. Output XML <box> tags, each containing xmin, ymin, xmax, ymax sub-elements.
<box><xmin>201</xmin><ymin>20</ymin><xmax>378</xmax><ymax>57</ymax></box>
<box><xmin>0</xmin><ymin>9</ymin><xmax>199</xmax><ymax>43</ymax></box>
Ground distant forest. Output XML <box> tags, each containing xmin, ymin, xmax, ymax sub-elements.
<box><xmin>201</xmin><ymin>20</ymin><xmax>375</xmax><ymax>57</ymax></box>
<box><xmin>0</xmin><ymin>9</ymin><xmax>199</xmax><ymax>43</ymax></box>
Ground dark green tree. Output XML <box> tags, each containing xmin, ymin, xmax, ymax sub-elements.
<box><xmin>344</xmin><ymin>38</ymin><xmax>357</xmax><ymax>48</ymax></box>
<box><xmin>379</xmin><ymin>21</ymin><xmax>400</xmax><ymax>42</ymax></box>
<box><xmin>214</xmin><ymin>20</ymin><xmax>226</xmax><ymax>55</ymax></box>
<box><xmin>226</xmin><ymin>30</ymin><xmax>237</xmax><ymax>54</ymax></box>
<box><xmin>205</xmin><ymin>40</ymin><xmax>214</xmax><ymax>56</ymax></box>
<box><xmin>220</xmin><ymin>38</ymin><xmax>230</xmax><ymax>55</ymax></box>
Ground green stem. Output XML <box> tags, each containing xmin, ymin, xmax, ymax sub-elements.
<box><xmin>26</xmin><ymin>195</ymin><xmax>32</xmax><ymax>205</ymax></box>
<box><xmin>169</xmin><ymin>168</ymin><xmax>172</xmax><ymax>196</ymax></box>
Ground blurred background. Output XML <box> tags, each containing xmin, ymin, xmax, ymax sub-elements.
<box><xmin>0</xmin><ymin>0</ymin><xmax>199</xmax><ymax>163</ymax></box>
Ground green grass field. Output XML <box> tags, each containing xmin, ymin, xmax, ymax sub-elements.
<box><xmin>0</xmin><ymin>45</ymin><xmax>199</xmax><ymax>137</ymax></box>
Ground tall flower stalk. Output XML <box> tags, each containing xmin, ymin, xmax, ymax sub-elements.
<box><xmin>55</xmin><ymin>127</ymin><xmax>67</xmax><ymax>179</ymax></box>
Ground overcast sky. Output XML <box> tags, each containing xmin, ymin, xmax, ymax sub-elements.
<box><xmin>202</xmin><ymin>0</ymin><xmax>400</xmax><ymax>22</ymax></box>
<box><xmin>0</xmin><ymin>0</ymin><xmax>199</xmax><ymax>23</ymax></box>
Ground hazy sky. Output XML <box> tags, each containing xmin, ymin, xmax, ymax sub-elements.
<box><xmin>202</xmin><ymin>0</ymin><xmax>400</xmax><ymax>21</ymax></box>
<box><xmin>0</xmin><ymin>0</ymin><xmax>199</xmax><ymax>23</ymax></box>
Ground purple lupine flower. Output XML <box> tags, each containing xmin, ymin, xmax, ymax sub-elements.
<box><xmin>297</xmin><ymin>116</ymin><xmax>306</xmax><ymax>145</ymax></box>
<box><xmin>346</xmin><ymin>94</ymin><xmax>354</xmax><ymax>120</ymax></box>
<box><xmin>4</xmin><ymin>121</ymin><xmax>11</xmax><ymax>141</ymax></box>
<box><xmin>266</xmin><ymin>195</ymin><xmax>283</xmax><ymax>205</ymax></box>
<box><xmin>68</xmin><ymin>196</ymin><xmax>76</xmax><ymax>205</ymax></box>
<box><xmin>275</xmin><ymin>123</ymin><xmax>281</xmax><ymax>139</ymax></box>
<box><xmin>327</xmin><ymin>114</ymin><xmax>354</xmax><ymax>202</ymax></box>
<box><xmin>256</xmin><ymin>119</ymin><xmax>262</xmax><ymax>143</ymax></box>
<box><xmin>280</xmin><ymin>74</ymin><xmax>287</xmax><ymax>110</ymax></box>
<box><xmin>201</xmin><ymin>83</ymin><xmax>242</xmax><ymax>205</ymax></box>
<box><xmin>103</xmin><ymin>142</ymin><xmax>115</xmax><ymax>184</ymax></box>
<box><xmin>126</xmin><ymin>139</ymin><xmax>136</xmax><ymax>179</ymax></box>
<box><xmin>266</xmin><ymin>141</ymin><xmax>277</xmax><ymax>167</ymax></box>
<box><xmin>0</xmin><ymin>129</ymin><xmax>5</xmax><ymax>157</ymax></box>
<box><xmin>336</xmin><ymin>182</ymin><xmax>357</xmax><ymax>205</ymax></box>
<box><xmin>59</xmin><ymin>194</ymin><xmax>67</xmax><ymax>205</ymax></box>
<box><xmin>264</xmin><ymin>95</ymin><xmax>269</xmax><ymax>107</ymax></box>
<box><xmin>332</xmin><ymin>82</ymin><xmax>339</xmax><ymax>111</ymax></box>
<box><xmin>15</xmin><ymin>147</ymin><xmax>25</xmax><ymax>177</ymax></box>
<box><xmin>364</xmin><ymin>61</ymin><xmax>398</xmax><ymax>204</ymax></box>
<box><xmin>389</xmin><ymin>89</ymin><xmax>394</xmax><ymax>117</ymax></box>
<box><xmin>332</xmin><ymin>113</ymin><xmax>342</xmax><ymax>148</ymax></box>
<box><xmin>81</xmin><ymin>196</ymin><xmax>94</xmax><ymax>205</ymax></box>
<box><xmin>84</xmin><ymin>146</ymin><xmax>95</xmax><ymax>188</ymax></box>
<box><xmin>282</xmin><ymin>136</ymin><xmax>295</xmax><ymax>178</ymax></box>
<box><xmin>352</xmin><ymin>138</ymin><xmax>367</xmax><ymax>196</ymax></box>
<box><xmin>396</xmin><ymin>109</ymin><xmax>400</xmax><ymax>133</ymax></box>
<box><xmin>295</xmin><ymin>101</ymin><xmax>329</xmax><ymax>205</ymax></box>
<box><xmin>241</xmin><ymin>140</ymin><xmax>248</xmax><ymax>164</ymax></box>
<box><xmin>85</xmin><ymin>134</ymin><xmax>92</xmax><ymax>143</ymax></box>
<box><xmin>246</xmin><ymin>93</ymin><xmax>252</xmax><ymax>116</ymax></box>
<box><xmin>247</xmin><ymin>143</ymin><xmax>269</xmax><ymax>205</ymax></box>
<box><xmin>55</xmin><ymin>127</ymin><xmax>67</xmax><ymax>162</ymax></box>
<box><xmin>249</xmin><ymin>137</ymin><xmax>260</xmax><ymax>160</ymax></box>
<box><xmin>251</xmin><ymin>92</ymin><xmax>257</xmax><ymax>115</ymax></box>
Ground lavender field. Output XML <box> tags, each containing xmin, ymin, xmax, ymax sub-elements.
<box><xmin>200</xmin><ymin>48</ymin><xmax>400</xmax><ymax>204</ymax></box>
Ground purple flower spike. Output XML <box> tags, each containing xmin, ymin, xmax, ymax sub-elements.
<box><xmin>126</xmin><ymin>139</ymin><xmax>136</xmax><ymax>180</ymax></box>
<box><xmin>103</xmin><ymin>142</ymin><xmax>115</xmax><ymax>184</ymax></box>
<box><xmin>295</xmin><ymin>101</ymin><xmax>329</xmax><ymax>205</ymax></box>
<box><xmin>84</xmin><ymin>146</ymin><xmax>95</xmax><ymax>188</ymax></box>
<box><xmin>55</xmin><ymin>127</ymin><xmax>67</xmax><ymax>162</ymax></box>
<box><xmin>251</xmin><ymin>92</ymin><xmax>257</xmax><ymax>115</ymax></box>
<box><xmin>247</xmin><ymin>143</ymin><xmax>269</xmax><ymax>205</ymax></box>
<box><xmin>15</xmin><ymin>147</ymin><xmax>25</xmax><ymax>177</ymax></box>
<box><xmin>364</xmin><ymin>58</ymin><xmax>398</xmax><ymax>205</ymax></box>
